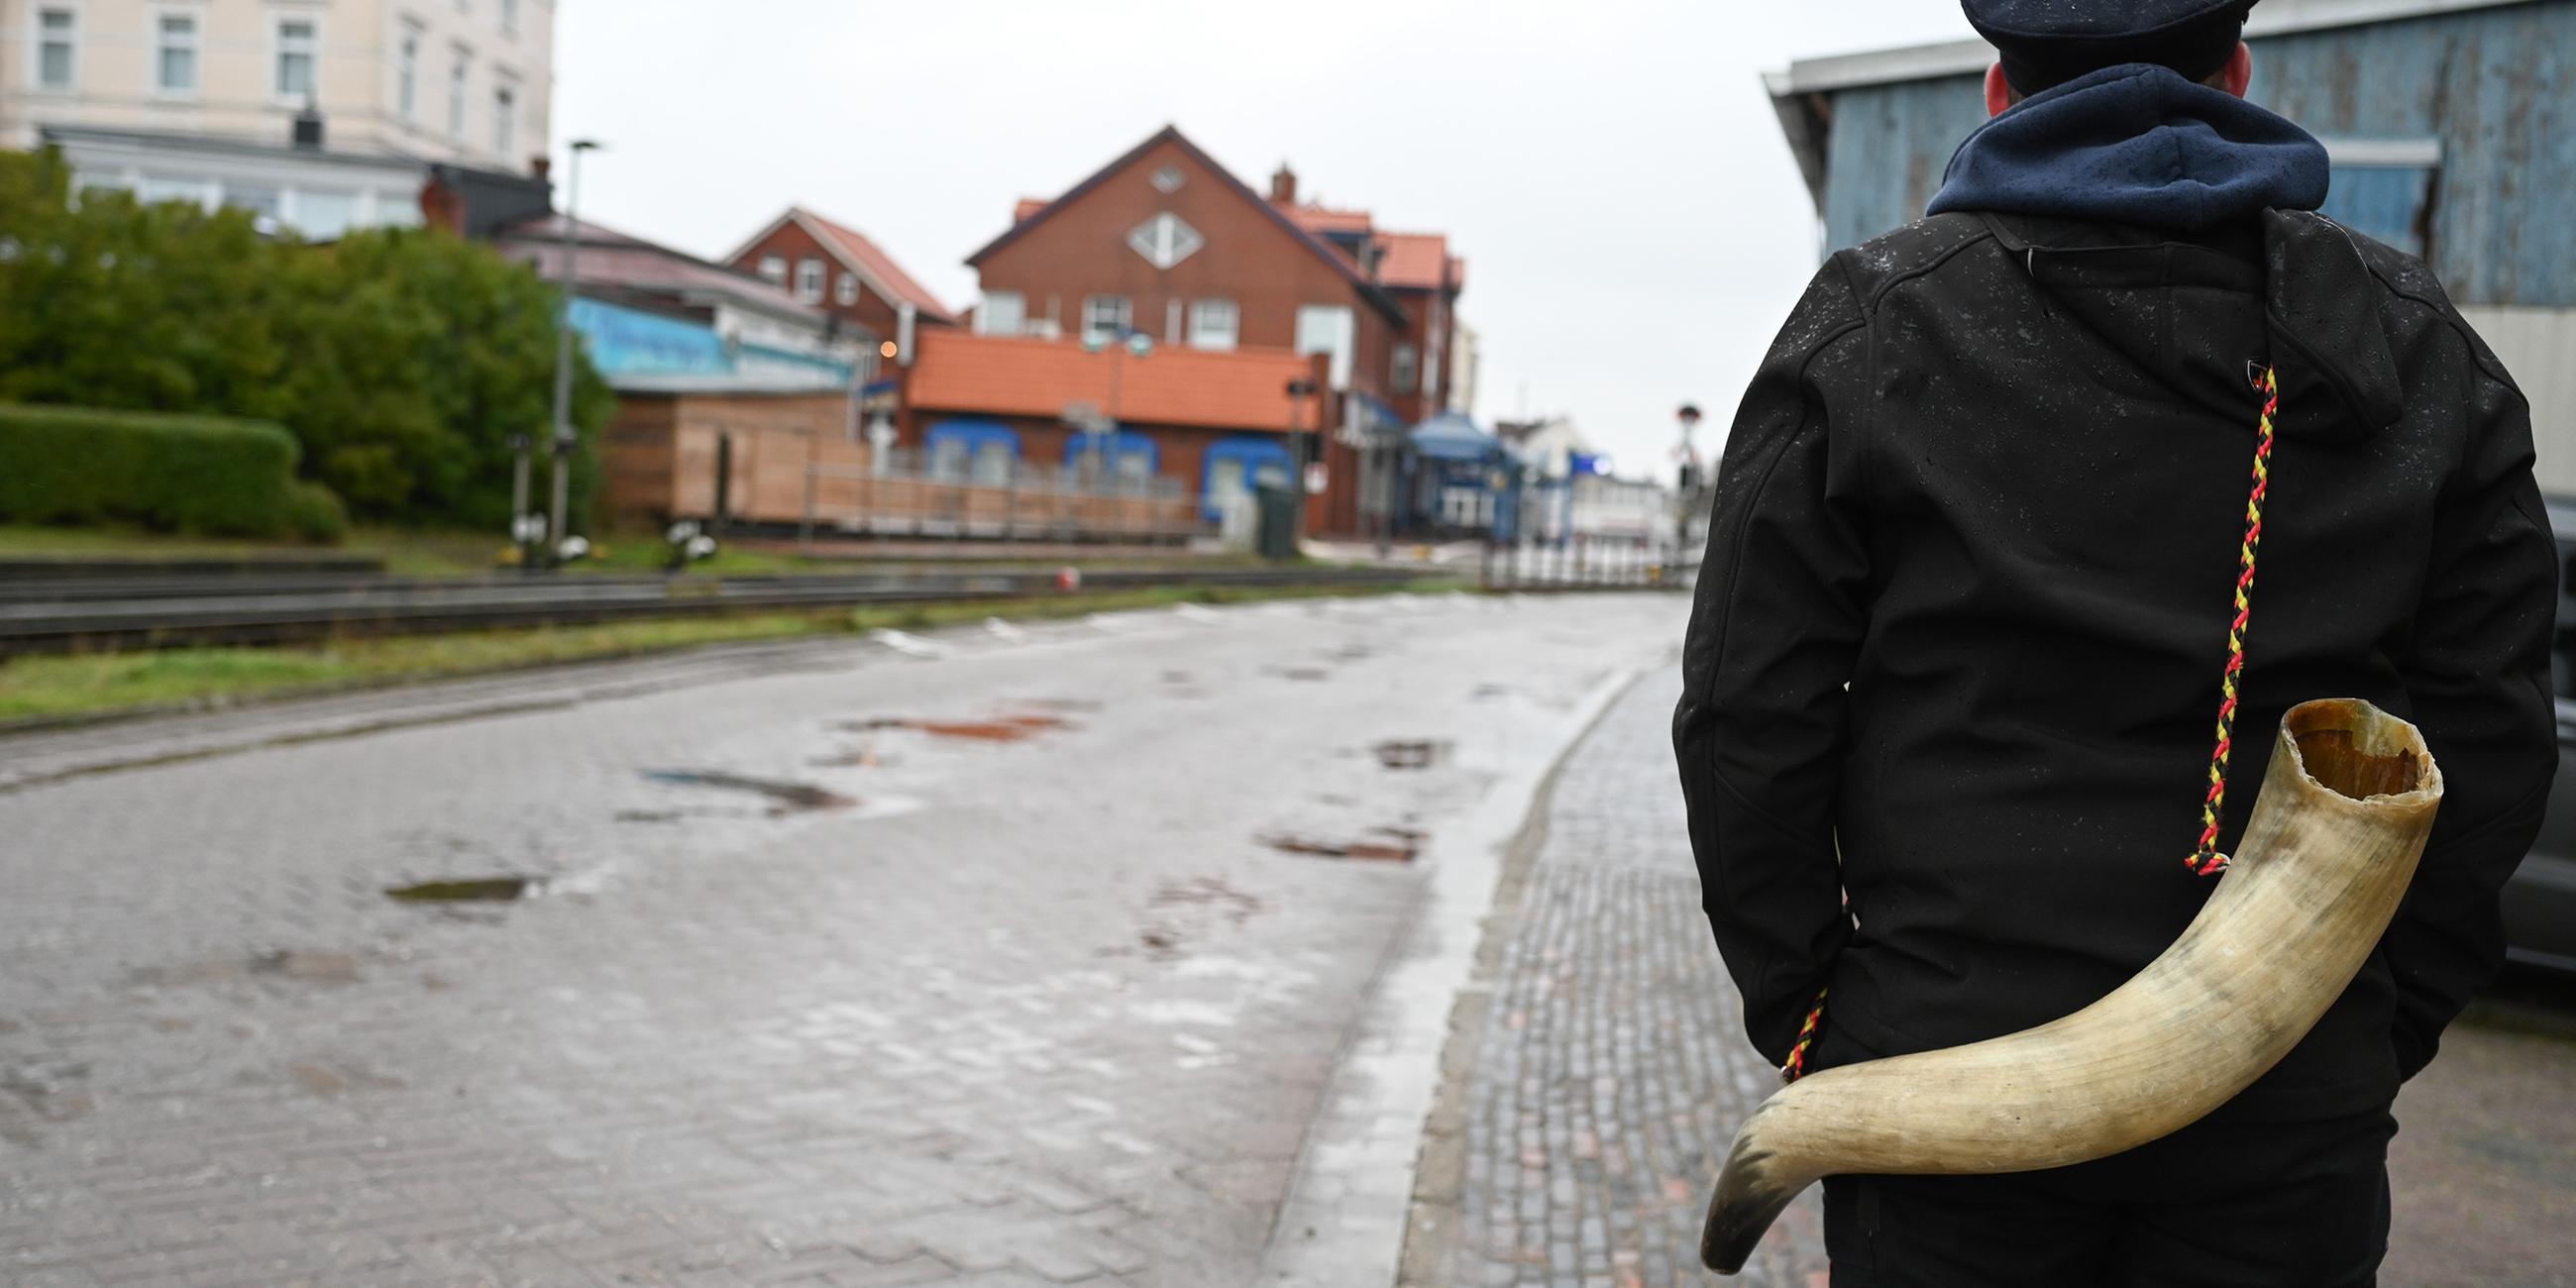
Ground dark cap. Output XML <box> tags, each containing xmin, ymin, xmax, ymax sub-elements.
<box><xmin>1965</xmin><ymin>0</ymin><xmax>2258</xmax><ymax>94</ymax></box>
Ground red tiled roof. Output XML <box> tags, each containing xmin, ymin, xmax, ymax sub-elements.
<box><xmin>793</xmin><ymin>207</ymin><xmax>956</xmax><ymax>324</ymax></box>
<box><xmin>494</xmin><ymin>214</ymin><xmax>823</xmax><ymax>320</ymax></box>
<box><xmin>908</xmin><ymin>331</ymin><xmax>1311</xmax><ymax>432</ymax></box>
<box><xmin>963</xmin><ymin>126</ymin><xmax>1408</xmax><ymax>325</ymax></box>
<box><xmin>1283</xmin><ymin>203</ymin><xmax>1373</xmax><ymax>236</ymax></box>
<box><xmin>1377</xmin><ymin>232</ymin><xmax>1450</xmax><ymax>290</ymax></box>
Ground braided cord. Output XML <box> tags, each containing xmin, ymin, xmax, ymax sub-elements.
<box><xmin>1778</xmin><ymin>369</ymin><xmax>2277</xmax><ymax>1083</ymax></box>
<box><xmin>1781</xmin><ymin>987</ymin><xmax>1828</xmax><ymax>1084</ymax></box>
<box><xmin>2189</xmin><ymin>367</ymin><xmax>2280</xmax><ymax>878</ymax></box>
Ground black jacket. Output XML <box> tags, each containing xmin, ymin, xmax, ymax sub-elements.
<box><xmin>1674</xmin><ymin>207</ymin><xmax>2555</xmax><ymax>1120</ymax></box>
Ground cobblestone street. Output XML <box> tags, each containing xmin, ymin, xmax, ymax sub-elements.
<box><xmin>0</xmin><ymin>592</ymin><xmax>1683</xmax><ymax>1287</ymax></box>
<box><xmin>6</xmin><ymin>589</ymin><xmax>2576</xmax><ymax>1288</ymax></box>
<box><xmin>1400</xmin><ymin>669</ymin><xmax>1825</xmax><ymax>1288</ymax></box>
<box><xmin>1406</xmin><ymin>670</ymin><xmax>2576</xmax><ymax>1288</ymax></box>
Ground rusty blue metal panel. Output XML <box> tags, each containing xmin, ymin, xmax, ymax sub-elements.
<box><xmin>1820</xmin><ymin>74</ymin><xmax>1986</xmax><ymax>255</ymax></box>
<box><xmin>2252</xmin><ymin>1</ymin><xmax>2576</xmax><ymax>304</ymax></box>
<box><xmin>1810</xmin><ymin>1</ymin><xmax>2576</xmax><ymax>305</ymax></box>
<box><xmin>2317</xmin><ymin>163</ymin><xmax>2436</xmax><ymax>257</ymax></box>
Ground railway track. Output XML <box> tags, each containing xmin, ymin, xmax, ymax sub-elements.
<box><xmin>0</xmin><ymin>565</ymin><xmax>1432</xmax><ymax>654</ymax></box>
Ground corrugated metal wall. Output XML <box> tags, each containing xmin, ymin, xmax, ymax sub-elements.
<box><xmin>1817</xmin><ymin>0</ymin><xmax>2576</xmax><ymax>310</ymax></box>
<box><xmin>1810</xmin><ymin>1</ymin><xmax>2576</xmax><ymax>491</ymax></box>
<box><xmin>2460</xmin><ymin>306</ymin><xmax>2576</xmax><ymax>493</ymax></box>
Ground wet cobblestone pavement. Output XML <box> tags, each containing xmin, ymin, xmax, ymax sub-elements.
<box><xmin>0</xmin><ymin>592</ymin><xmax>1684</xmax><ymax>1288</ymax></box>
<box><xmin>1407</xmin><ymin>665</ymin><xmax>2576</xmax><ymax>1288</ymax></box>
<box><xmin>1405</xmin><ymin>669</ymin><xmax>1827</xmax><ymax>1288</ymax></box>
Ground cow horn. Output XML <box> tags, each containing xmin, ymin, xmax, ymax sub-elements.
<box><xmin>1700</xmin><ymin>698</ymin><xmax>2443</xmax><ymax>1274</ymax></box>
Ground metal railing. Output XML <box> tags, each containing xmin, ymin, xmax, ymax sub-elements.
<box><xmin>1480</xmin><ymin>536</ymin><xmax>1689</xmax><ymax>591</ymax></box>
<box><xmin>800</xmin><ymin>458</ymin><xmax>1203</xmax><ymax>546</ymax></box>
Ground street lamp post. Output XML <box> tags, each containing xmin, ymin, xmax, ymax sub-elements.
<box><xmin>1084</xmin><ymin>330</ymin><xmax>1150</xmax><ymax>487</ymax></box>
<box><xmin>1674</xmin><ymin>402</ymin><xmax>1705</xmax><ymax>558</ymax></box>
<box><xmin>544</xmin><ymin>138</ymin><xmax>603</xmax><ymax>567</ymax></box>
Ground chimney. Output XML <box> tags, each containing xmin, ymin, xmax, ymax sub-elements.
<box><xmin>1270</xmin><ymin>163</ymin><xmax>1298</xmax><ymax>206</ymax></box>
<box><xmin>291</xmin><ymin>101</ymin><xmax>325</xmax><ymax>151</ymax></box>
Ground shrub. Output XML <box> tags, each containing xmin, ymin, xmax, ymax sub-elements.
<box><xmin>0</xmin><ymin>403</ymin><xmax>346</xmax><ymax>541</ymax></box>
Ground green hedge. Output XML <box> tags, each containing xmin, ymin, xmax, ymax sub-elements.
<box><xmin>0</xmin><ymin>403</ymin><xmax>345</xmax><ymax>541</ymax></box>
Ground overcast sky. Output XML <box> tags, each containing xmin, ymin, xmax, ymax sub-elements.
<box><xmin>551</xmin><ymin>0</ymin><xmax>1980</xmax><ymax>482</ymax></box>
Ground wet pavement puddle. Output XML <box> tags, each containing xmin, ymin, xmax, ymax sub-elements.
<box><xmin>1266</xmin><ymin>667</ymin><xmax>1333</xmax><ymax>683</ymax></box>
<box><xmin>384</xmin><ymin>877</ymin><xmax>539</xmax><ymax>904</ymax></box>
<box><xmin>834</xmin><ymin>713</ymin><xmax>1078</xmax><ymax>743</ymax></box>
<box><xmin>1258</xmin><ymin>832</ymin><xmax>1419</xmax><ymax>863</ymax></box>
<box><xmin>641</xmin><ymin>771</ymin><xmax>857</xmax><ymax>814</ymax></box>
<box><xmin>130</xmin><ymin>949</ymin><xmax>365</xmax><ymax>989</ymax></box>
<box><xmin>1373</xmin><ymin>739</ymin><xmax>1453</xmax><ymax>770</ymax></box>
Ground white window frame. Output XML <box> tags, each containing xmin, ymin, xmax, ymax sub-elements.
<box><xmin>150</xmin><ymin>7</ymin><xmax>202</xmax><ymax>98</ymax></box>
<box><xmin>978</xmin><ymin>290</ymin><xmax>1025</xmax><ymax>337</ymax></box>
<box><xmin>446</xmin><ymin>47</ymin><xmax>472</xmax><ymax>143</ymax></box>
<box><xmin>835</xmin><ymin>271</ymin><xmax>860</xmax><ymax>307</ymax></box>
<box><xmin>796</xmin><ymin>258</ymin><xmax>825</xmax><ymax>303</ymax></box>
<box><xmin>32</xmin><ymin>6</ymin><xmax>77</xmax><ymax>93</ymax></box>
<box><xmin>1391</xmin><ymin>342</ymin><xmax>1420</xmax><ymax>394</ymax></box>
<box><xmin>1083</xmin><ymin>294</ymin><xmax>1132</xmax><ymax>344</ymax></box>
<box><xmin>490</xmin><ymin>74</ymin><xmax>518</xmax><ymax>160</ymax></box>
<box><xmin>757</xmin><ymin>255</ymin><xmax>787</xmax><ymax>285</ymax></box>
<box><xmin>271</xmin><ymin>12</ymin><xmax>319</xmax><ymax>103</ymax></box>
<box><xmin>1188</xmin><ymin>298</ymin><xmax>1238</xmax><ymax>352</ymax></box>
<box><xmin>395</xmin><ymin>24</ymin><xmax>420</xmax><ymax>120</ymax></box>
<box><xmin>1294</xmin><ymin>304</ymin><xmax>1354</xmax><ymax>389</ymax></box>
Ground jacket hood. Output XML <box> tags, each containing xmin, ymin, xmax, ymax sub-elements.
<box><xmin>1979</xmin><ymin>208</ymin><xmax>2406</xmax><ymax>444</ymax></box>
<box><xmin>1929</xmin><ymin>63</ymin><xmax>2330</xmax><ymax>230</ymax></box>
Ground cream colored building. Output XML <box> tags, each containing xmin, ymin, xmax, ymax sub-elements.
<box><xmin>0</xmin><ymin>0</ymin><xmax>554</xmax><ymax>176</ymax></box>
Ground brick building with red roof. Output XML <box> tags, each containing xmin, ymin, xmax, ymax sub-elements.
<box><xmin>723</xmin><ymin>207</ymin><xmax>960</xmax><ymax>362</ymax></box>
<box><xmin>902</xmin><ymin>125</ymin><xmax>1469</xmax><ymax>538</ymax></box>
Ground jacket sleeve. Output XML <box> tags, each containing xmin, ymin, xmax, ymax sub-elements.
<box><xmin>1673</xmin><ymin>256</ymin><xmax>1873</xmax><ymax>1066</ymax></box>
<box><xmin>2386</xmin><ymin>334</ymin><xmax>2557</xmax><ymax>1083</ymax></box>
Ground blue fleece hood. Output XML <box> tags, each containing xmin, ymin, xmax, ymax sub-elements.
<box><xmin>1927</xmin><ymin>63</ymin><xmax>2329</xmax><ymax>229</ymax></box>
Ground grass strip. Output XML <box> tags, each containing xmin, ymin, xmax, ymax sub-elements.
<box><xmin>0</xmin><ymin>580</ymin><xmax>1463</xmax><ymax>724</ymax></box>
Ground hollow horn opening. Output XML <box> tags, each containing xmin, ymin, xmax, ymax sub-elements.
<box><xmin>2284</xmin><ymin>701</ymin><xmax>2428</xmax><ymax>802</ymax></box>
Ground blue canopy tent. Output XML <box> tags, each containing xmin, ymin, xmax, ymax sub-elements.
<box><xmin>1402</xmin><ymin>412</ymin><xmax>1513</xmax><ymax>538</ymax></box>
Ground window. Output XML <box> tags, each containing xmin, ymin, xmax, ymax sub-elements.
<box><xmin>2318</xmin><ymin>138</ymin><xmax>2442</xmax><ymax>260</ymax></box>
<box><xmin>1295</xmin><ymin>304</ymin><xmax>1354</xmax><ymax>388</ymax></box>
<box><xmin>492</xmin><ymin>82</ymin><xmax>515</xmax><ymax>159</ymax></box>
<box><xmin>1425</xmin><ymin>351</ymin><xmax>1442</xmax><ymax>400</ymax></box>
<box><xmin>273</xmin><ymin>17</ymin><xmax>316</xmax><ymax>99</ymax></box>
<box><xmin>978</xmin><ymin>290</ymin><xmax>1024</xmax><ymax>337</ymax></box>
<box><xmin>757</xmin><ymin>255</ymin><xmax>786</xmax><ymax>285</ymax></box>
<box><xmin>396</xmin><ymin>29</ymin><xmax>419</xmax><ymax>119</ymax></box>
<box><xmin>1083</xmin><ymin>295</ymin><xmax>1132</xmax><ymax>344</ymax></box>
<box><xmin>447</xmin><ymin>51</ymin><xmax>470</xmax><ymax>141</ymax></box>
<box><xmin>499</xmin><ymin>0</ymin><xmax>518</xmax><ymax>34</ymax></box>
<box><xmin>156</xmin><ymin>12</ymin><xmax>200</xmax><ymax>95</ymax></box>
<box><xmin>36</xmin><ymin>8</ymin><xmax>74</xmax><ymax>91</ymax></box>
<box><xmin>795</xmin><ymin>259</ymin><xmax>825</xmax><ymax>302</ymax></box>
<box><xmin>1151</xmin><ymin>164</ymin><xmax>1185</xmax><ymax>193</ymax></box>
<box><xmin>222</xmin><ymin>182</ymin><xmax>280</xmax><ymax>219</ymax></box>
<box><xmin>836</xmin><ymin>272</ymin><xmax>859</xmax><ymax>307</ymax></box>
<box><xmin>1126</xmin><ymin>212</ymin><xmax>1204</xmax><ymax>270</ymax></box>
<box><xmin>295</xmin><ymin>188</ymin><xmax>357</xmax><ymax>240</ymax></box>
<box><xmin>1391</xmin><ymin>343</ymin><xmax>1420</xmax><ymax>394</ymax></box>
<box><xmin>1189</xmin><ymin>299</ymin><xmax>1238</xmax><ymax>352</ymax></box>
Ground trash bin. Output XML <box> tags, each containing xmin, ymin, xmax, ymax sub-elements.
<box><xmin>1254</xmin><ymin>485</ymin><xmax>1299</xmax><ymax>562</ymax></box>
